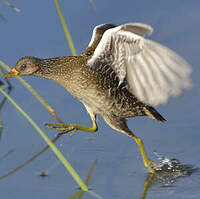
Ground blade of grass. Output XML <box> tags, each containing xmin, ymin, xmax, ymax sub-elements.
<box><xmin>69</xmin><ymin>160</ymin><xmax>98</xmax><ymax>199</ymax></box>
<box><xmin>2</xmin><ymin>0</ymin><xmax>21</xmax><ymax>12</ymax></box>
<box><xmin>0</xmin><ymin>87</ymin><xmax>88</xmax><ymax>191</ymax></box>
<box><xmin>85</xmin><ymin>159</ymin><xmax>97</xmax><ymax>186</ymax></box>
<box><xmin>0</xmin><ymin>60</ymin><xmax>62</xmax><ymax>123</ymax></box>
<box><xmin>70</xmin><ymin>189</ymin><xmax>103</xmax><ymax>199</ymax></box>
<box><xmin>54</xmin><ymin>0</ymin><xmax>77</xmax><ymax>56</ymax></box>
<box><xmin>88</xmin><ymin>191</ymin><xmax>104</xmax><ymax>199</ymax></box>
<box><xmin>0</xmin><ymin>148</ymin><xmax>15</xmax><ymax>161</ymax></box>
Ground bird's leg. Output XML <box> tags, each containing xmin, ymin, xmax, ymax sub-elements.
<box><xmin>129</xmin><ymin>134</ymin><xmax>157</xmax><ymax>173</ymax></box>
<box><xmin>46</xmin><ymin>111</ymin><xmax>98</xmax><ymax>136</ymax></box>
<box><xmin>103</xmin><ymin>116</ymin><xmax>157</xmax><ymax>173</ymax></box>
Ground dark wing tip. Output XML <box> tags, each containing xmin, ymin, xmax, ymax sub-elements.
<box><xmin>145</xmin><ymin>106</ymin><xmax>166</xmax><ymax>122</ymax></box>
<box><xmin>86</xmin><ymin>24</ymin><xmax>117</xmax><ymax>52</ymax></box>
<box><xmin>95</xmin><ymin>24</ymin><xmax>117</xmax><ymax>32</ymax></box>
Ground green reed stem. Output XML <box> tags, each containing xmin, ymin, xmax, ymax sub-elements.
<box><xmin>54</xmin><ymin>0</ymin><xmax>77</xmax><ymax>56</ymax></box>
<box><xmin>69</xmin><ymin>160</ymin><xmax>97</xmax><ymax>199</ymax></box>
<box><xmin>0</xmin><ymin>87</ymin><xmax>88</xmax><ymax>191</ymax></box>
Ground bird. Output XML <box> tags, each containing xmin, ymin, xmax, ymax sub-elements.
<box><xmin>5</xmin><ymin>23</ymin><xmax>192</xmax><ymax>173</ymax></box>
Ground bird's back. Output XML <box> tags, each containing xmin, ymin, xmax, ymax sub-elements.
<box><xmin>62</xmin><ymin>54</ymin><xmax>165</xmax><ymax>122</ymax></box>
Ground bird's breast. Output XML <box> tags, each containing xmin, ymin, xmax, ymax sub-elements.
<box><xmin>52</xmin><ymin>62</ymin><xmax>140</xmax><ymax>117</ymax></box>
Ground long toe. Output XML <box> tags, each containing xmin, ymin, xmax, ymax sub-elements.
<box><xmin>45</xmin><ymin>123</ymin><xmax>76</xmax><ymax>132</ymax></box>
<box><xmin>45</xmin><ymin>123</ymin><xmax>66</xmax><ymax>129</ymax></box>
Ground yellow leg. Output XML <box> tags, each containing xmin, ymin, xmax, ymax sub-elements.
<box><xmin>102</xmin><ymin>115</ymin><xmax>157</xmax><ymax>173</ymax></box>
<box><xmin>46</xmin><ymin>107</ymin><xmax>98</xmax><ymax>135</ymax></box>
<box><xmin>46</xmin><ymin>117</ymin><xmax>97</xmax><ymax>132</ymax></box>
<box><xmin>130</xmin><ymin>134</ymin><xmax>157</xmax><ymax>173</ymax></box>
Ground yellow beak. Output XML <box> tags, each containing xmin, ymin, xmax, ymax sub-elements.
<box><xmin>4</xmin><ymin>68</ymin><xmax>19</xmax><ymax>79</ymax></box>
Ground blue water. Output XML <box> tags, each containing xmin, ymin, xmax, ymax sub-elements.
<box><xmin>0</xmin><ymin>0</ymin><xmax>200</xmax><ymax>198</ymax></box>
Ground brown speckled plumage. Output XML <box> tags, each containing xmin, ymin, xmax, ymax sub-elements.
<box><xmin>6</xmin><ymin>22</ymin><xmax>192</xmax><ymax>173</ymax></box>
<box><xmin>16</xmin><ymin>54</ymin><xmax>165</xmax><ymax>123</ymax></box>
<box><xmin>9</xmin><ymin>23</ymin><xmax>166</xmax><ymax>137</ymax></box>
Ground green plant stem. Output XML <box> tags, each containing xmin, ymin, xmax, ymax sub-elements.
<box><xmin>54</xmin><ymin>0</ymin><xmax>77</xmax><ymax>56</ymax></box>
<box><xmin>0</xmin><ymin>87</ymin><xmax>88</xmax><ymax>191</ymax></box>
<box><xmin>69</xmin><ymin>160</ymin><xmax>97</xmax><ymax>199</ymax></box>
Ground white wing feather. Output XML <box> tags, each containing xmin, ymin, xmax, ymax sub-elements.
<box><xmin>88</xmin><ymin>23</ymin><xmax>192</xmax><ymax>106</ymax></box>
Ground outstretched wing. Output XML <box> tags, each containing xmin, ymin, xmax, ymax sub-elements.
<box><xmin>87</xmin><ymin>23</ymin><xmax>192</xmax><ymax>105</ymax></box>
<box><xmin>88</xmin><ymin>24</ymin><xmax>117</xmax><ymax>49</ymax></box>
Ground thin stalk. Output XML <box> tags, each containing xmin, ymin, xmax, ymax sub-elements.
<box><xmin>2</xmin><ymin>0</ymin><xmax>21</xmax><ymax>12</ymax></box>
<box><xmin>0</xmin><ymin>87</ymin><xmax>88</xmax><ymax>191</ymax></box>
<box><xmin>54</xmin><ymin>0</ymin><xmax>77</xmax><ymax>56</ymax></box>
<box><xmin>69</xmin><ymin>160</ymin><xmax>98</xmax><ymax>199</ymax></box>
<box><xmin>0</xmin><ymin>148</ymin><xmax>15</xmax><ymax>161</ymax></box>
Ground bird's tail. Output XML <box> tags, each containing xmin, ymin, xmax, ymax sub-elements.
<box><xmin>144</xmin><ymin>106</ymin><xmax>166</xmax><ymax>122</ymax></box>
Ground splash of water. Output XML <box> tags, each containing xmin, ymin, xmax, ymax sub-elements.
<box><xmin>150</xmin><ymin>152</ymin><xmax>197</xmax><ymax>186</ymax></box>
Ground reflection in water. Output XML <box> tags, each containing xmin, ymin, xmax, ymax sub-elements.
<box><xmin>69</xmin><ymin>160</ymin><xmax>98</xmax><ymax>199</ymax></box>
<box><xmin>0</xmin><ymin>148</ymin><xmax>15</xmax><ymax>161</ymax></box>
<box><xmin>0</xmin><ymin>133</ymin><xmax>62</xmax><ymax>180</ymax></box>
<box><xmin>38</xmin><ymin>160</ymin><xmax>61</xmax><ymax>178</ymax></box>
<box><xmin>141</xmin><ymin>153</ymin><xmax>198</xmax><ymax>199</ymax></box>
<box><xmin>0</xmin><ymin>72</ymin><xmax>12</xmax><ymax>141</ymax></box>
<box><xmin>0</xmin><ymin>71</ymin><xmax>13</xmax><ymax>162</ymax></box>
<box><xmin>39</xmin><ymin>171</ymin><xmax>48</xmax><ymax>178</ymax></box>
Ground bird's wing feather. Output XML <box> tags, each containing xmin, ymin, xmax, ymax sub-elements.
<box><xmin>88</xmin><ymin>24</ymin><xmax>117</xmax><ymax>49</ymax></box>
<box><xmin>87</xmin><ymin>23</ymin><xmax>192</xmax><ymax>105</ymax></box>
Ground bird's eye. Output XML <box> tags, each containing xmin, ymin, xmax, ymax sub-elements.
<box><xmin>20</xmin><ymin>64</ymin><xmax>26</xmax><ymax>71</ymax></box>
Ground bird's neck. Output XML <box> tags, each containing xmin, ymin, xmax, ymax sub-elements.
<box><xmin>33</xmin><ymin>56</ymin><xmax>75</xmax><ymax>80</ymax></box>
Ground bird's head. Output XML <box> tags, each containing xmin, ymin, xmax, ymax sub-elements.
<box><xmin>5</xmin><ymin>56</ymin><xmax>41</xmax><ymax>78</ymax></box>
